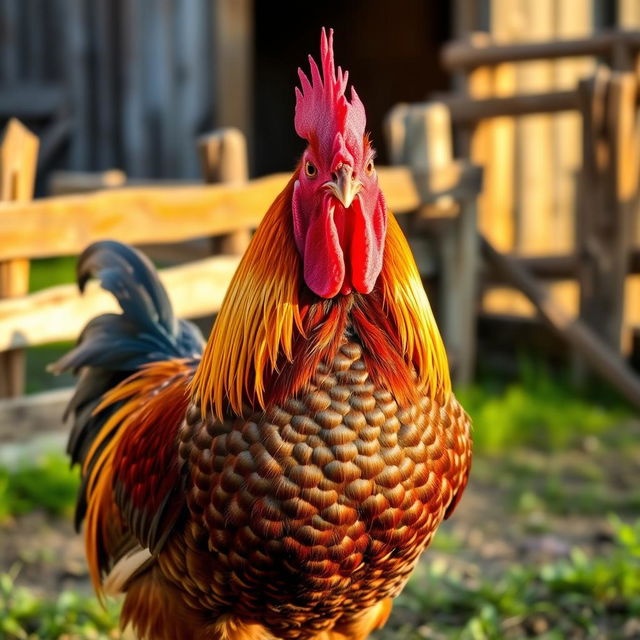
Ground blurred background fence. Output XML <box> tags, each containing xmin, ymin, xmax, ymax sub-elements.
<box><xmin>2</xmin><ymin>0</ymin><xmax>640</xmax><ymax>436</ymax></box>
<box><xmin>0</xmin><ymin>120</ymin><xmax>483</xmax><ymax>440</ymax></box>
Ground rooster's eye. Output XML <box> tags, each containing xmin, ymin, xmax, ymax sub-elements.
<box><xmin>304</xmin><ymin>161</ymin><xmax>317</xmax><ymax>178</ymax></box>
<box><xmin>365</xmin><ymin>159</ymin><xmax>375</xmax><ymax>176</ymax></box>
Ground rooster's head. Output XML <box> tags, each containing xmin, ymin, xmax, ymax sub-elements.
<box><xmin>293</xmin><ymin>28</ymin><xmax>386</xmax><ymax>299</ymax></box>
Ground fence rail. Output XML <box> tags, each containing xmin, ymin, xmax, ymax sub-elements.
<box><xmin>0</xmin><ymin>119</ymin><xmax>483</xmax><ymax>423</ymax></box>
<box><xmin>387</xmin><ymin>30</ymin><xmax>640</xmax><ymax>413</ymax></box>
<box><xmin>442</xmin><ymin>29</ymin><xmax>640</xmax><ymax>70</ymax></box>
<box><xmin>0</xmin><ymin>121</ymin><xmax>483</xmax><ymax>440</ymax></box>
<box><xmin>0</xmin><ymin>167</ymin><xmax>429</xmax><ymax>261</ymax></box>
<box><xmin>0</xmin><ymin>255</ymin><xmax>241</xmax><ymax>352</ymax></box>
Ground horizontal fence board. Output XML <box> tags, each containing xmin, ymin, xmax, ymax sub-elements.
<box><xmin>441</xmin><ymin>90</ymin><xmax>580</xmax><ymax>123</ymax></box>
<box><xmin>0</xmin><ymin>254</ymin><xmax>241</xmax><ymax>351</ymax></box>
<box><xmin>0</xmin><ymin>388</ymin><xmax>71</xmax><ymax>443</ymax></box>
<box><xmin>0</xmin><ymin>166</ymin><xmax>422</xmax><ymax>260</ymax></box>
<box><xmin>442</xmin><ymin>29</ymin><xmax>640</xmax><ymax>70</ymax></box>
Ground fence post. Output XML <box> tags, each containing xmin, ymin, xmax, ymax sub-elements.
<box><xmin>577</xmin><ymin>69</ymin><xmax>636</xmax><ymax>357</ymax></box>
<box><xmin>197</xmin><ymin>128</ymin><xmax>251</xmax><ymax>255</ymax></box>
<box><xmin>385</xmin><ymin>102</ymin><xmax>480</xmax><ymax>385</ymax></box>
<box><xmin>608</xmin><ymin>72</ymin><xmax>639</xmax><ymax>354</ymax></box>
<box><xmin>0</xmin><ymin>119</ymin><xmax>39</xmax><ymax>397</ymax></box>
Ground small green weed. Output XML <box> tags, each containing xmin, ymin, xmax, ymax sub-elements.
<box><xmin>0</xmin><ymin>456</ymin><xmax>79</xmax><ymax>522</ymax></box>
<box><xmin>0</xmin><ymin>570</ymin><xmax>121</xmax><ymax>639</ymax></box>
<box><xmin>457</xmin><ymin>361</ymin><xmax>629</xmax><ymax>454</ymax></box>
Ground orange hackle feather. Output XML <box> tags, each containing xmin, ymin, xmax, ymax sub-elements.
<box><xmin>376</xmin><ymin>213</ymin><xmax>451</xmax><ymax>402</ymax></box>
<box><xmin>83</xmin><ymin>359</ymin><xmax>192</xmax><ymax>598</ymax></box>
<box><xmin>192</xmin><ymin>174</ymin><xmax>304</xmax><ymax>420</ymax></box>
<box><xmin>192</xmin><ymin>171</ymin><xmax>450</xmax><ymax>419</ymax></box>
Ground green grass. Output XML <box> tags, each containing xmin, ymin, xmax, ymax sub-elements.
<box><xmin>0</xmin><ymin>570</ymin><xmax>120</xmax><ymax>640</ymax></box>
<box><xmin>26</xmin><ymin>258</ymin><xmax>77</xmax><ymax>394</ymax></box>
<box><xmin>513</xmin><ymin>474</ymin><xmax>640</xmax><ymax>517</ymax></box>
<box><xmin>0</xmin><ymin>456</ymin><xmax>79</xmax><ymax>523</ymax></box>
<box><xmin>384</xmin><ymin>517</ymin><xmax>640</xmax><ymax>640</ymax></box>
<box><xmin>456</xmin><ymin>361</ymin><xmax>630</xmax><ymax>454</ymax></box>
<box><xmin>469</xmin><ymin>441</ymin><xmax>640</xmax><ymax>519</ymax></box>
<box><xmin>28</xmin><ymin>258</ymin><xmax>76</xmax><ymax>293</ymax></box>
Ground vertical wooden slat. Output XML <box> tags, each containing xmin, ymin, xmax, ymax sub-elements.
<box><xmin>141</xmin><ymin>0</ymin><xmax>161</xmax><ymax>176</ymax></box>
<box><xmin>488</xmin><ymin>60</ymin><xmax>516</xmax><ymax>251</ymax></box>
<box><xmin>513</xmin><ymin>0</ymin><xmax>555</xmax><ymax>256</ymax></box>
<box><xmin>426</xmin><ymin>100</ymin><xmax>479</xmax><ymax>384</ymax></box>
<box><xmin>213</xmin><ymin>0</ymin><xmax>253</xmax><ymax>165</ymax></box>
<box><xmin>0</xmin><ymin>119</ymin><xmax>39</xmax><ymax>398</ymax></box>
<box><xmin>66</xmin><ymin>0</ymin><xmax>90</xmax><ymax>170</ymax></box>
<box><xmin>94</xmin><ymin>0</ymin><xmax>116</xmax><ymax>168</ymax></box>
<box><xmin>552</xmin><ymin>0</ymin><xmax>593</xmax><ymax>256</ymax></box>
<box><xmin>120</xmin><ymin>0</ymin><xmax>147</xmax><ymax>177</ymax></box>
<box><xmin>198</xmin><ymin>128</ymin><xmax>251</xmax><ymax>255</ymax></box>
<box><xmin>575</xmin><ymin>70</ymin><xmax>607</xmax><ymax>381</ymax></box>
<box><xmin>442</xmin><ymin>191</ymin><xmax>479</xmax><ymax>385</ymax></box>
<box><xmin>160</xmin><ymin>0</ymin><xmax>177</xmax><ymax>177</ymax></box>
<box><xmin>0</xmin><ymin>0</ymin><xmax>20</xmax><ymax>84</ymax></box>
<box><xmin>24</xmin><ymin>0</ymin><xmax>44</xmax><ymax>81</ymax></box>
<box><xmin>43</xmin><ymin>0</ymin><xmax>65</xmax><ymax>81</ymax></box>
<box><xmin>608</xmin><ymin>72</ymin><xmax>638</xmax><ymax>353</ymax></box>
<box><xmin>451</xmin><ymin>1</ymin><xmax>489</xmax><ymax>95</ymax></box>
<box><xmin>618</xmin><ymin>0</ymin><xmax>640</xmax><ymax>26</ymax></box>
<box><xmin>144</xmin><ymin>0</ymin><xmax>176</xmax><ymax>176</ymax></box>
<box><xmin>453</xmin><ymin>0</ymin><xmax>488</xmax><ymax>38</ymax></box>
<box><xmin>174</xmin><ymin>0</ymin><xmax>209</xmax><ymax>178</ymax></box>
<box><xmin>577</xmin><ymin>70</ymin><xmax>636</xmax><ymax>354</ymax></box>
<box><xmin>617</xmin><ymin>0</ymin><xmax>640</xmax><ymax>341</ymax></box>
<box><xmin>384</xmin><ymin>103</ymin><xmax>411</xmax><ymax>166</ymax></box>
<box><xmin>488</xmin><ymin>0</ymin><xmax>518</xmax><ymax>252</ymax></box>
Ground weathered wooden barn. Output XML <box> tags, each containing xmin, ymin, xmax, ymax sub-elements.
<box><xmin>0</xmin><ymin>0</ymin><xmax>451</xmax><ymax>179</ymax></box>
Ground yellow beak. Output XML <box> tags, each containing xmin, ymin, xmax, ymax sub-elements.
<box><xmin>326</xmin><ymin>165</ymin><xmax>362</xmax><ymax>208</ymax></box>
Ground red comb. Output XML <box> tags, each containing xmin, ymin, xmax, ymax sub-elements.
<box><xmin>295</xmin><ymin>28</ymin><xmax>366</xmax><ymax>161</ymax></box>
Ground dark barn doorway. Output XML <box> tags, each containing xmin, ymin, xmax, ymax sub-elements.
<box><xmin>253</xmin><ymin>0</ymin><xmax>452</xmax><ymax>176</ymax></box>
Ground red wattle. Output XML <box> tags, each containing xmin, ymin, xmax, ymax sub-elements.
<box><xmin>350</xmin><ymin>193</ymin><xmax>386</xmax><ymax>294</ymax></box>
<box><xmin>303</xmin><ymin>203</ymin><xmax>345</xmax><ymax>298</ymax></box>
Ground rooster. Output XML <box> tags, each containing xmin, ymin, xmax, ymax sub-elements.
<box><xmin>53</xmin><ymin>29</ymin><xmax>472</xmax><ymax>640</ymax></box>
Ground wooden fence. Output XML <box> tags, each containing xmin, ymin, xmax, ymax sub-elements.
<box><xmin>439</xmin><ymin>30</ymin><xmax>640</xmax><ymax>357</ymax></box>
<box><xmin>385</xmin><ymin>29</ymin><xmax>640</xmax><ymax>411</ymax></box>
<box><xmin>5</xmin><ymin>31</ymin><xmax>640</xmax><ymax>442</ymax></box>
<box><xmin>0</xmin><ymin>118</ymin><xmax>483</xmax><ymax>441</ymax></box>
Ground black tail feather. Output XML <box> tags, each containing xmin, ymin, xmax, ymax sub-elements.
<box><xmin>51</xmin><ymin>241</ymin><xmax>205</xmax><ymax>526</ymax></box>
<box><xmin>51</xmin><ymin>241</ymin><xmax>203</xmax><ymax>377</ymax></box>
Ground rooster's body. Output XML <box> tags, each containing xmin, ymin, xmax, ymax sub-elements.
<box><xmin>55</xmin><ymin>30</ymin><xmax>471</xmax><ymax>640</ymax></box>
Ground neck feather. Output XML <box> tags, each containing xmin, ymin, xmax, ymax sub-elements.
<box><xmin>191</xmin><ymin>181</ymin><xmax>450</xmax><ymax>419</ymax></box>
